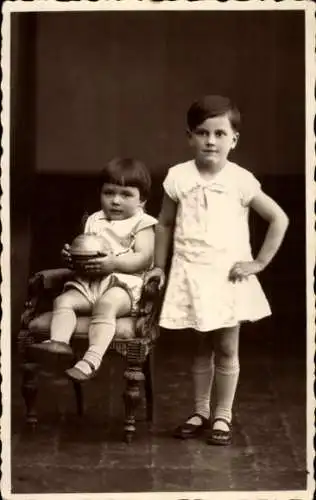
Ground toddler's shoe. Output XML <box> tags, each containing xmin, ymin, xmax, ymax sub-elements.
<box><xmin>65</xmin><ymin>359</ymin><xmax>97</xmax><ymax>383</ymax></box>
<box><xmin>30</xmin><ymin>340</ymin><xmax>73</xmax><ymax>355</ymax></box>
<box><xmin>173</xmin><ymin>413</ymin><xmax>210</xmax><ymax>439</ymax></box>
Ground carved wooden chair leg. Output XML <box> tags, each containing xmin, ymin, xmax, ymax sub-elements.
<box><xmin>68</xmin><ymin>351</ymin><xmax>84</xmax><ymax>416</ymax></box>
<box><xmin>72</xmin><ymin>381</ymin><xmax>84</xmax><ymax>416</ymax></box>
<box><xmin>18</xmin><ymin>330</ymin><xmax>39</xmax><ymax>428</ymax></box>
<box><xmin>143</xmin><ymin>351</ymin><xmax>153</xmax><ymax>423</ymax></box>
<box><xmin>124</xmin><ymin>344</ymin><xmax>145</xmax><ymax>443</ymax></box>
<box><xmin>21</xmin><ymin>361</ymin><xmax>39</xmax><ymax>428</ymax></box>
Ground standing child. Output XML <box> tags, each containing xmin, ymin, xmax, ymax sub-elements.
<box><xmin>32</xmin><ymin>158</ymin><xmax>157</xmax><ymax>382</ymax></box>
<box><xmin>146</xmin><ymin>95</ymin><xmax>289</xmax><ymax>445</ymax></box>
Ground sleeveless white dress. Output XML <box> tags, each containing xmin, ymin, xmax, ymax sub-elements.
<box><xmin>159</xmin><ymin>160</ymin><xmax>271</xmax><ymax>332</ymax></box>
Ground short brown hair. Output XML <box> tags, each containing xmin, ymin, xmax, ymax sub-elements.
<box><xmin>187</xmin><ymin>95</ymin><xmax>241</xmax><ymax>132</ymax></box>
<box><xmin>99</xmin><ymin>158</ymin><xmax>151</xmax><ymax>201</ymax></box>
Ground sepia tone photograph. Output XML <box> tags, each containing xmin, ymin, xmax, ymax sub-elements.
<box><xmin>1</xmin><ymin>1</ymin><xmax>314</xmax><ymax>499</ymax></box>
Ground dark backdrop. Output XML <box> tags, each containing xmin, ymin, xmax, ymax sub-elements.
<box><xmin>10</xmin><ymin>11</ymin><xmax>305</xmax><ymax>356</ymax></box>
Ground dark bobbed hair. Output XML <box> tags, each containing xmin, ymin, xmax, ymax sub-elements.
<box><xmin>187</xmin><ymin>95</ymin><xmax>241</xmax><ymax>132</ymax></box>
<box><xmin>99</xmin><ymin>157</ymin><xmax>151</xmax><ymax>201</ymax></box>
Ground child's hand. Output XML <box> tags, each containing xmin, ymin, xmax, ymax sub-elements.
<box><xmin>83</xmin><ymin>254</ymin><xmax>116</xmax><ymax>276</ymax></box>
<box><xmin>61</xmin><ymin>243</ymin><xmax>73</xmax><ymax>269</ymax></box>
<box><xmin>144</xmin><ymin>267</ymin><xmax>166</xmax><ymax>290</ymax></box>
<box><xmin>229</xmin><ymin>260</ymin><xmax>264</xmax><ymax>282</ymax></box>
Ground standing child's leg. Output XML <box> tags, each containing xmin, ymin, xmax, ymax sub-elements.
<box><xmin>190</xmin><ymin>333</ymin><xmax>214</xmax><ymax>421</ymax></box>
<box><xmin>208</xmin><ymin>324</ymin><xmax>240</xmax><ymax>445</ymax></box>
<box><xmin>174</xmin><ymin>332</ymin><xmax>214</xmax><ymax>438</ymax></box>
<box><xmin>66</xmin><ymin>287</ymin><xmax>131</xmax><ymax>381</ymax></box>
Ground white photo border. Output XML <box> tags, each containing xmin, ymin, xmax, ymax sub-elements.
<box><xmin>1</xmin><ymin>1</ymin><xmax>315</xmax><ymax>499</ymax></box>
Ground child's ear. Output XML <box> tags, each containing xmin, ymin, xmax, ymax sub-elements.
<box><xmin>186</xmin><ymin>128</ymin><xmax>193</xmax><ymax>145</ymax></box>
<box><xmin>231</xmin><ymin>132</ymin><xmax>240</xmax><ymax>150</ymax></box>
<box><xmin>139</xmin><ymin>199</ymin><xmax>146</xmax><ymax>209</ymax></box>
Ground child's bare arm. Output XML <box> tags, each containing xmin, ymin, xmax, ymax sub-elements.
<box><xmin>155</xmin><ymin>193</ymin><xmax>177</xmax><ymax>269</ymax></box>
<box><xmin>144</xmin><ymin>193</ymin><xmax>177</xmax><ymax>288</ymax></box>
<box><xmin>229</xmin><ymin>191</ymin><xmax>289</xmax><ymax>281</ymax></box>
<box><xmin>251</xmin><ymin>191</ymin><xmax>289</xmax><ymax>268</ymax></box>
<box><xmin>113</xmin><ymin>226</ymin><xmax>155</xmax><ymax>274</ymax></box>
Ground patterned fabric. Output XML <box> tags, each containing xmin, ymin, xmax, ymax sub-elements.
<box><xmin>159</xmin><ymin>160</ymin><xmax>271</xmax><ymax>332</ymax></box>
<box><xmin>65</xmin><ymin>210</ymin><xmax>157</xmax><ymax>306</ymax></box>
<box><xmin>29</xmin><ymin>311</ymin><xmax>136</xmax><ymax>339</ymax></box>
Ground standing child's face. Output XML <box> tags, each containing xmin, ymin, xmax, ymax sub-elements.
<box><xmin>100</xmin><ymin>183</ymin><xmax>145</xmax><ymax>220</ymax></box>
<box><xmin>188</xmin><ymin>114</ymin><xmax>239</xmax><ymax>169</ymax></box>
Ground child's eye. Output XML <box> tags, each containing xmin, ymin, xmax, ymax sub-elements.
<box><xmin>121</xmin><ymin>191</ymin><xmax>133</xmax><ymax>198</ymax></box>
<box><xmin>196</xmin><ymin>130</ymin><xmax>208</xmax><ymax>137</ymax></box>
<box><xmin>102</xmin><ymin>189</ymin><xmax>114</xmax><ymax>196</ymax></box>
<box><xmin>215</xmin><ymin>130</ymin><xmax>226</xmax><ymax>137</ymax></box>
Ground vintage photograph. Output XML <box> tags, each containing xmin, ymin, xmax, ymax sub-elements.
<box><xmin>1</xmin><ymin>0</ymin><xmax>314</xmax><ymax>498</ymax></box>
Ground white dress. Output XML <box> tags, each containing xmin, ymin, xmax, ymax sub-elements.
<box><xmin>159</xmin><ymin>160</ymin><xmax>271</xmax><ymax>332</ymax></box>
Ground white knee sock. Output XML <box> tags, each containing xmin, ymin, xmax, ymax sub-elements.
<box><xmin>75</xmin><ymin>317</ymin><xmax>116</xmax><ymax>375</ymax></box>
<box><xmin>50</xmin><ymin>307</ymin><xmax>77</xmax><ymax>344</ymax></box>
<box><xmin>190</xmin><ymin>353</ymin><xmax>214</xmax><ymax>422</ymax></box>
<box><xmin>214</xmin><ymin>359</ymin><xmax>240</xmax><ymax>430</ymax></box>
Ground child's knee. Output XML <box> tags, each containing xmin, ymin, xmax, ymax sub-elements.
<box><xmin>93</xmin><ymin>296</ymin><xmax>116</xmax><ymax>317</ymax></box>
<box><xmin>214</xmin><ymin>326</ymin><xmax>239</xmax><ymax>360</ymax></box>
<box><xmin>93</xmin><ymin>287</ymin><xmax>132</xmax><ymax>317</ymax></box>
<box><xmin>53</xmin><ymin>294</ymin><xmax>74</xmax><ymax>310</ymax></box>
<box><xmin>216</xmin><ymin>337</ymin><xmax>238</xmax><ymax>361</ymax></box>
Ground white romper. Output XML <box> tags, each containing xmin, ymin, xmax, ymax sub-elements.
<box><xmin>65</xmin><ymin>209</ymin><xmax>157</xmax><ymax>310</ymax></box>
<box><xmin>159</xmin><ymin>160</ymin><xmax>271</xmax><ymax>332</ymax></box>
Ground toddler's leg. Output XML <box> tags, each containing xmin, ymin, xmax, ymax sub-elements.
<box><xmin>51</xmin><ymin>291</ymin><xmax>91</xmax><ymax>343</ymax></box>
<box><xmin>32</xmin><ymin>290</ymin><xmax>90</xmax><ymax>354</ymax></box>
<box><xmin>66</xmin><ymin>287</ymin><xmax>131</xmax><ymax>381</ymax></box>
<box><xmin>209</xmin><ymin>324</ymin><xmax>240</xmax><ymax>444</ymax></box>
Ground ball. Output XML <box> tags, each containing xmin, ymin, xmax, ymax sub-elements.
<box><xmin>70</xmin><ymin>233</ymin><xmax>112</xmax><ymax>262</ymax></box>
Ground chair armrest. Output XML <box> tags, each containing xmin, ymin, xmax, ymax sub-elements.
<box><xmin>20</xmin><ymin>268</ymin><xmax>75</xmax><ymax>328</ymax></box>
<box><xmin>135</xmin><ymin>276</ymin><xmax>163</xmax><ymax>341</ymax></box>
<box><xmin>34</xmin><ymin>268</ymin><xmax>75</xmax><ymax>290</ymax></box>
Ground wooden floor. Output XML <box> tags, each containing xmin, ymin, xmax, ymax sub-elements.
<box><xmin>10</xmin><ymin>325</ymin><xmax>308</xmax><ymax>495</ymax></box>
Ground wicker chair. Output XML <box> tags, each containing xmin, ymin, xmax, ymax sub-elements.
<box><xmin>18</xmin><ymin>268</ymin><xmax>161</xmax><ymax>443</ymax></box>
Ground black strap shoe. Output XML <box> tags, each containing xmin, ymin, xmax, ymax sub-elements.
<box><xmin>206</xmin><ymin>417</ymin><xmax>232</xmax><ymax>446</ymax></box>
<box><xmin>173</xmin><ymin>413</ymin><xmax>210</xmax><ymax>439</ymax></box>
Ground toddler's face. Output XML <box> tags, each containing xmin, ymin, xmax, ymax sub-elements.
<box><xmin>100</xmin><ymin>183</ymin><xmax>144</xmax><ymax>220</ymax></box>
<box><xmin>188</xmin><ymin>114</ymin><xmax>239</xmax><ymax>169</ymax></box>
